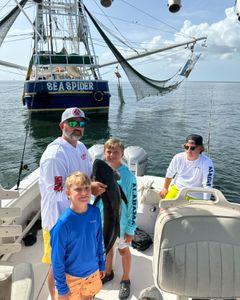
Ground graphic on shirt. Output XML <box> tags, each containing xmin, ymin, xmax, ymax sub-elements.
<box><xmin>207</xmin><ymin>166</ymin><xmax>214</xmax><ymax>186</ymax></box>
<box><xmin>54</xmin><ymin>176</ymin><xmax>63</xmax><ymax>192</ymax></box>
<box><xmin>39</xmin><ymin>137</ymin><xmax>93</xmax><ymax>230</ymax></box>
<box><xmin>81</xmin><ymin>153</ymin><xmax>87</xmax><ymax>160</ymax></box>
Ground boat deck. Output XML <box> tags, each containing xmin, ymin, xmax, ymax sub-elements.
<box><xmin>3</xmin><ymin>174</ymin><xmax>240</xmax><ymax>300</ymax></box>
<box><xmin>8</xmin><ymin>229</ymin><xmax>156</xmax><ymax>300</ymax></box>
<box><xmin>0</xmin><ymin>175</ymin><xmax>166</xmax><ymax>300</ymax></box>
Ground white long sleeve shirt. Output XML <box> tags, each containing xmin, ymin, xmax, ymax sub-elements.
<box><xmin>39</xmin><ymin>137</ymin><xmax>92</xmax><ymax>230</ymax></box>
<box><xmin>166</xmin><ymin>152</ymin><xmax>214</xmax><ymax>199</ymax></box>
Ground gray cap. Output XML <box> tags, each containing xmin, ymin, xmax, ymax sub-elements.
<box><xmin>61</xmin><ymin>107</ymin><xmax>86</xmax><ymax>122</ymax></box>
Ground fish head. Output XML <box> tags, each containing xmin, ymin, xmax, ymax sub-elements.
<box><xmin>92</xmin><ymin>159</ymin><xmax>120</xmax><ymax>184</ymax></box>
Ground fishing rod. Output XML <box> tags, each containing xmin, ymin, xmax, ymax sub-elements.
<box><xmin>206</xmin><ymin>89</ymin><xmax>214</xmax><ymax>155</ymax></box>
<box><xmin>16</xmin><ymin>120</ymin><xmax>30</xmax><ymax>190</ymax></box>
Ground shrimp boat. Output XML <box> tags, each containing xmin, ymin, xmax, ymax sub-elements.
<box><xmin>0</xmin><ymin>0</ymin><xmax>207</xmax><ymax>117</ymax></box>
<box><xmin>23</xmin><ymin>0</ymin><xmax>111</xmax><ymax>115</ymax></box>
<box><xmin>0</xmin><ymin>0</ymin><xmax>111</xmax><ymax>116</ymax></box>
<box><xmin>1</xmin><ymin>145</ymin><xmax>240</xmax><ymax>300</ymax></box>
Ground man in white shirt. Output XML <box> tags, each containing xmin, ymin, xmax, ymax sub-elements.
<box><xmin>160</xmin><ymin>134</ymin><xmax>214</xmax><ymax>200</ymax></box>
<box><xmin>39</xmin><ymin>107</ymin><xmax>106</xmax><ymax>299</ymax></box>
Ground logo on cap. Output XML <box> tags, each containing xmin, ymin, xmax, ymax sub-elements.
<box><xmin>72</xmin><ymin>108</ymin><xmax>82</xmax><ymax>116</ymax></box>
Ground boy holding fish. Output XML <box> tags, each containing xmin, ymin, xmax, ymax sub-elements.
<box><xmin>101</xmin><ymin>138</ymin><xmax>138</xmax><ymax>300</ymax></box>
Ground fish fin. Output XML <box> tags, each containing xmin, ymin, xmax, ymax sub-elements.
<box><xmin>93</xmin><ymin>196</ymin><xmax>101</xmax><ymax>206</ymax></box>
<box><xmin>113</xmin><ymin>169</ymin><xmax>121</xmax><ymax>181</ymax></box>
<box><xmin>105</xmin><ymin>223</ymin><xmax>120</xmax><ymax>254</ymax></box>
<box><xmin>119</xmin><ymin>185</ymin><xmax>128</xmax><ymax>205</ymax></box>
<box><xmin>116</xmin><ymin>223</ymin><xmax>120</xmax><ymax>239</ymax></box>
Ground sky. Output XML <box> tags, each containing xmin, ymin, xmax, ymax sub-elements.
<box><xmin>0</xmin><ymin>0</ymin><xmax>239</xmax><ymax>82</ymax></box>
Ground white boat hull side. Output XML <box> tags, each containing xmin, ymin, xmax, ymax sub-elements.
<box><xmin>2</xmin><ymin>168</ymin><xmax>40</xmax><ymax>227</ymax></box>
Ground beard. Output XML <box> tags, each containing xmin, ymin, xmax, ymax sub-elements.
<box><xmin>63</xmin><ymin>127</ymin><xmax>83</xmax><ymax>141</ymax></box>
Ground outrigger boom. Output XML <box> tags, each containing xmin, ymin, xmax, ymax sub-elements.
<box><xmin>99</xmin><ymin>36</ymin><xmax>207</xmax><ymax>68</ymax></box>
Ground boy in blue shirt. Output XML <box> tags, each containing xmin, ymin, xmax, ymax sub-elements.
<box><xmin>50</xmin><ymin>171</ymin><xmax>106</xmax><ymax>300</ymax></box>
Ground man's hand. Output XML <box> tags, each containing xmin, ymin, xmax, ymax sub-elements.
<box><xmin>91</xmin><ymin>181</ymin><xmax>107</xmax><ymax>196</ymax></box>
<box><xmin>159</xmin><ymin>188</ymin><xmax>168</xmax><ymax>198</ymax></box>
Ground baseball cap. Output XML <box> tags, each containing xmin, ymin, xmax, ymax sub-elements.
<box><xmin>185</xmin><ymin>134</ymin><xmax>203</xmax><ymax>146</ymax></box>
<box><xmin>61</xmin><ymin>107</ymin><xmax>87</xmax><ymax>122</ymax></box>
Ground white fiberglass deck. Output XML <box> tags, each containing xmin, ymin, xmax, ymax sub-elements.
<box><xmin>8</xmin><ymin>229</ymin><xmax>156</xmax><ymax>300</ymax></box>
<box><xmin>4</xmin><ymin>175</ymin><xmax>163</xmax><ymax>300</ymax></box>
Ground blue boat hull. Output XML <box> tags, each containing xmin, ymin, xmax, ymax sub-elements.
<box><xmin>23</xmin><ymin>79</ymin><xmax>110</xmax><ymax>116</ymax></box>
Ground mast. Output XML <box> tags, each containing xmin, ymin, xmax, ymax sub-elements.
<box><xmin>48</xmin><ymin>0</ymin><xmax>54</xmax><ymax>55</ymax></box>
<box><xmin>78</xmin><ymin>1</ymin><xmax>100</xmax><ymax>79</ymax></box>
<box><xmin>27</xmin><ymin>0</ymin><xmax>102</xmax><ymax>81</ymax></box>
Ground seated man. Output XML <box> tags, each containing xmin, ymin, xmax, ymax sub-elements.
<box><xmin>160</xmin><ymin>134</ymin><xmax>214</xmax><ymax>200</ymax></box>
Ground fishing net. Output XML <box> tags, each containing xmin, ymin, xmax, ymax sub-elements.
<box><xmin>0</xmin><ymin>0</ymin><xmax>28</xmax><ymax>47</ymax></box>
<box><xmin>84</xmin><ymin>5</ymin><xmax>197</xmax><ymax>101</ymax></box>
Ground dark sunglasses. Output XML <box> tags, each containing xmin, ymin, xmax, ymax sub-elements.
<box><xmin>184</xmin><ymin>145</ymin><xmax>196</xmax><ymax>151</ymax></box>
<box><xmin>67</xmin><ymin>120</ymin><xmax>86</xmax><ymax>128</ymax></box>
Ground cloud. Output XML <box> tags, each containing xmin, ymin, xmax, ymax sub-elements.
<box><xmin>128</xmin><ymin>6</ymin><xmax>240</xmax><ymax>70</ymax></box>
<box><xmin>176</xmin><ymin>7</ymin><xmax>240</xmax><ymax>59</ymax></box>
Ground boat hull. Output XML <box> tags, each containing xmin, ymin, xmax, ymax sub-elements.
<box><xmin>23</xmin><ymin>79</ymin><xmax>110</xmax><ymax>116</ymax></box>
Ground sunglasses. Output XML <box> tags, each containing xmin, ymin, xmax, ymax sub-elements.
<box><xmin>67</xmin><ymin>120</ymin><xmax>86</xmax><ymax>128</ymax></box>
<box><xmin>184</xmin><ymin>145</ymin><xmax>196</xmax><ymax>151</ymax></box>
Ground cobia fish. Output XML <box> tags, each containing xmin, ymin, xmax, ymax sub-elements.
<box><xmin>92</xmin><ymin>159</ymin><xmax>127</xmax><ymax>254</ymax></box>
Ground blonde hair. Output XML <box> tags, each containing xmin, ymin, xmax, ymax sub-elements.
<box><xmin>104</xmin><ymin>138</ymin><xmax>124</xmax><ymax>152</ymax></box>
<box><xmin>65</xmin><ymin>171</ymin><xmax>91</xmax><ymax>192</ymax></box>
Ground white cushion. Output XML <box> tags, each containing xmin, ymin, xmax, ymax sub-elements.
<box><xmin>154</xmin><ymin>204</ymin><xmax>240</xmax><ymax>298</ymax></box>
<box><xmin>11</xmin><ymin>262</ymin><xmax>34</xmax><ymax>300</ymax></box>
<box><xmin>0</xmin><ymin>265</ymin><xmax>13</xmax><ymax>300</ymax></box>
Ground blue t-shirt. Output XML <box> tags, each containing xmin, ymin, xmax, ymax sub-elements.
<box><xmin>50</xmin><ymin>204</ymin><xmax>106</xmax><ymax>295</ymax></box>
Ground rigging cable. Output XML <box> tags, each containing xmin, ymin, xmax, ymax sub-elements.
<box><xmin>0</xmin><ymin>0</ymin><xmax>13</xmax><ymax>14</ymax></box>
<box><xmin>91</xmin><ymin>10</ymin><xmax>178</xmax><ymax>36</ymax></box>
<box><xmin>94</xmin><ymin>18</ymin><xmax>139</xmax><ymax>53</ymax></box>
<box><xmin>119</xmin><ymin>0</ymin><xmax>196</xmax><ymax>41</ymax></box>
<box><xmin>93</xmin><ymin>0</ymin><xmax>139</xmax><ymax>54</ymax></box>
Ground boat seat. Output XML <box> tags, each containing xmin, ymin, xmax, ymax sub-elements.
<box><xmin>154</xmin><ymin>187</ymin><xmax>240</xmax><ymax>298</ymax></box>
<box><xmin>0</xmin><ymin>262</ymin><xmax>34</xmax><ymax>300</ymax></box>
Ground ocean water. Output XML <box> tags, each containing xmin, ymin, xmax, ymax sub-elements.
<box><xmin>0</xmin><ymin>80</ymin><xmax>239</xmax><ymax>202</ymax></box>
